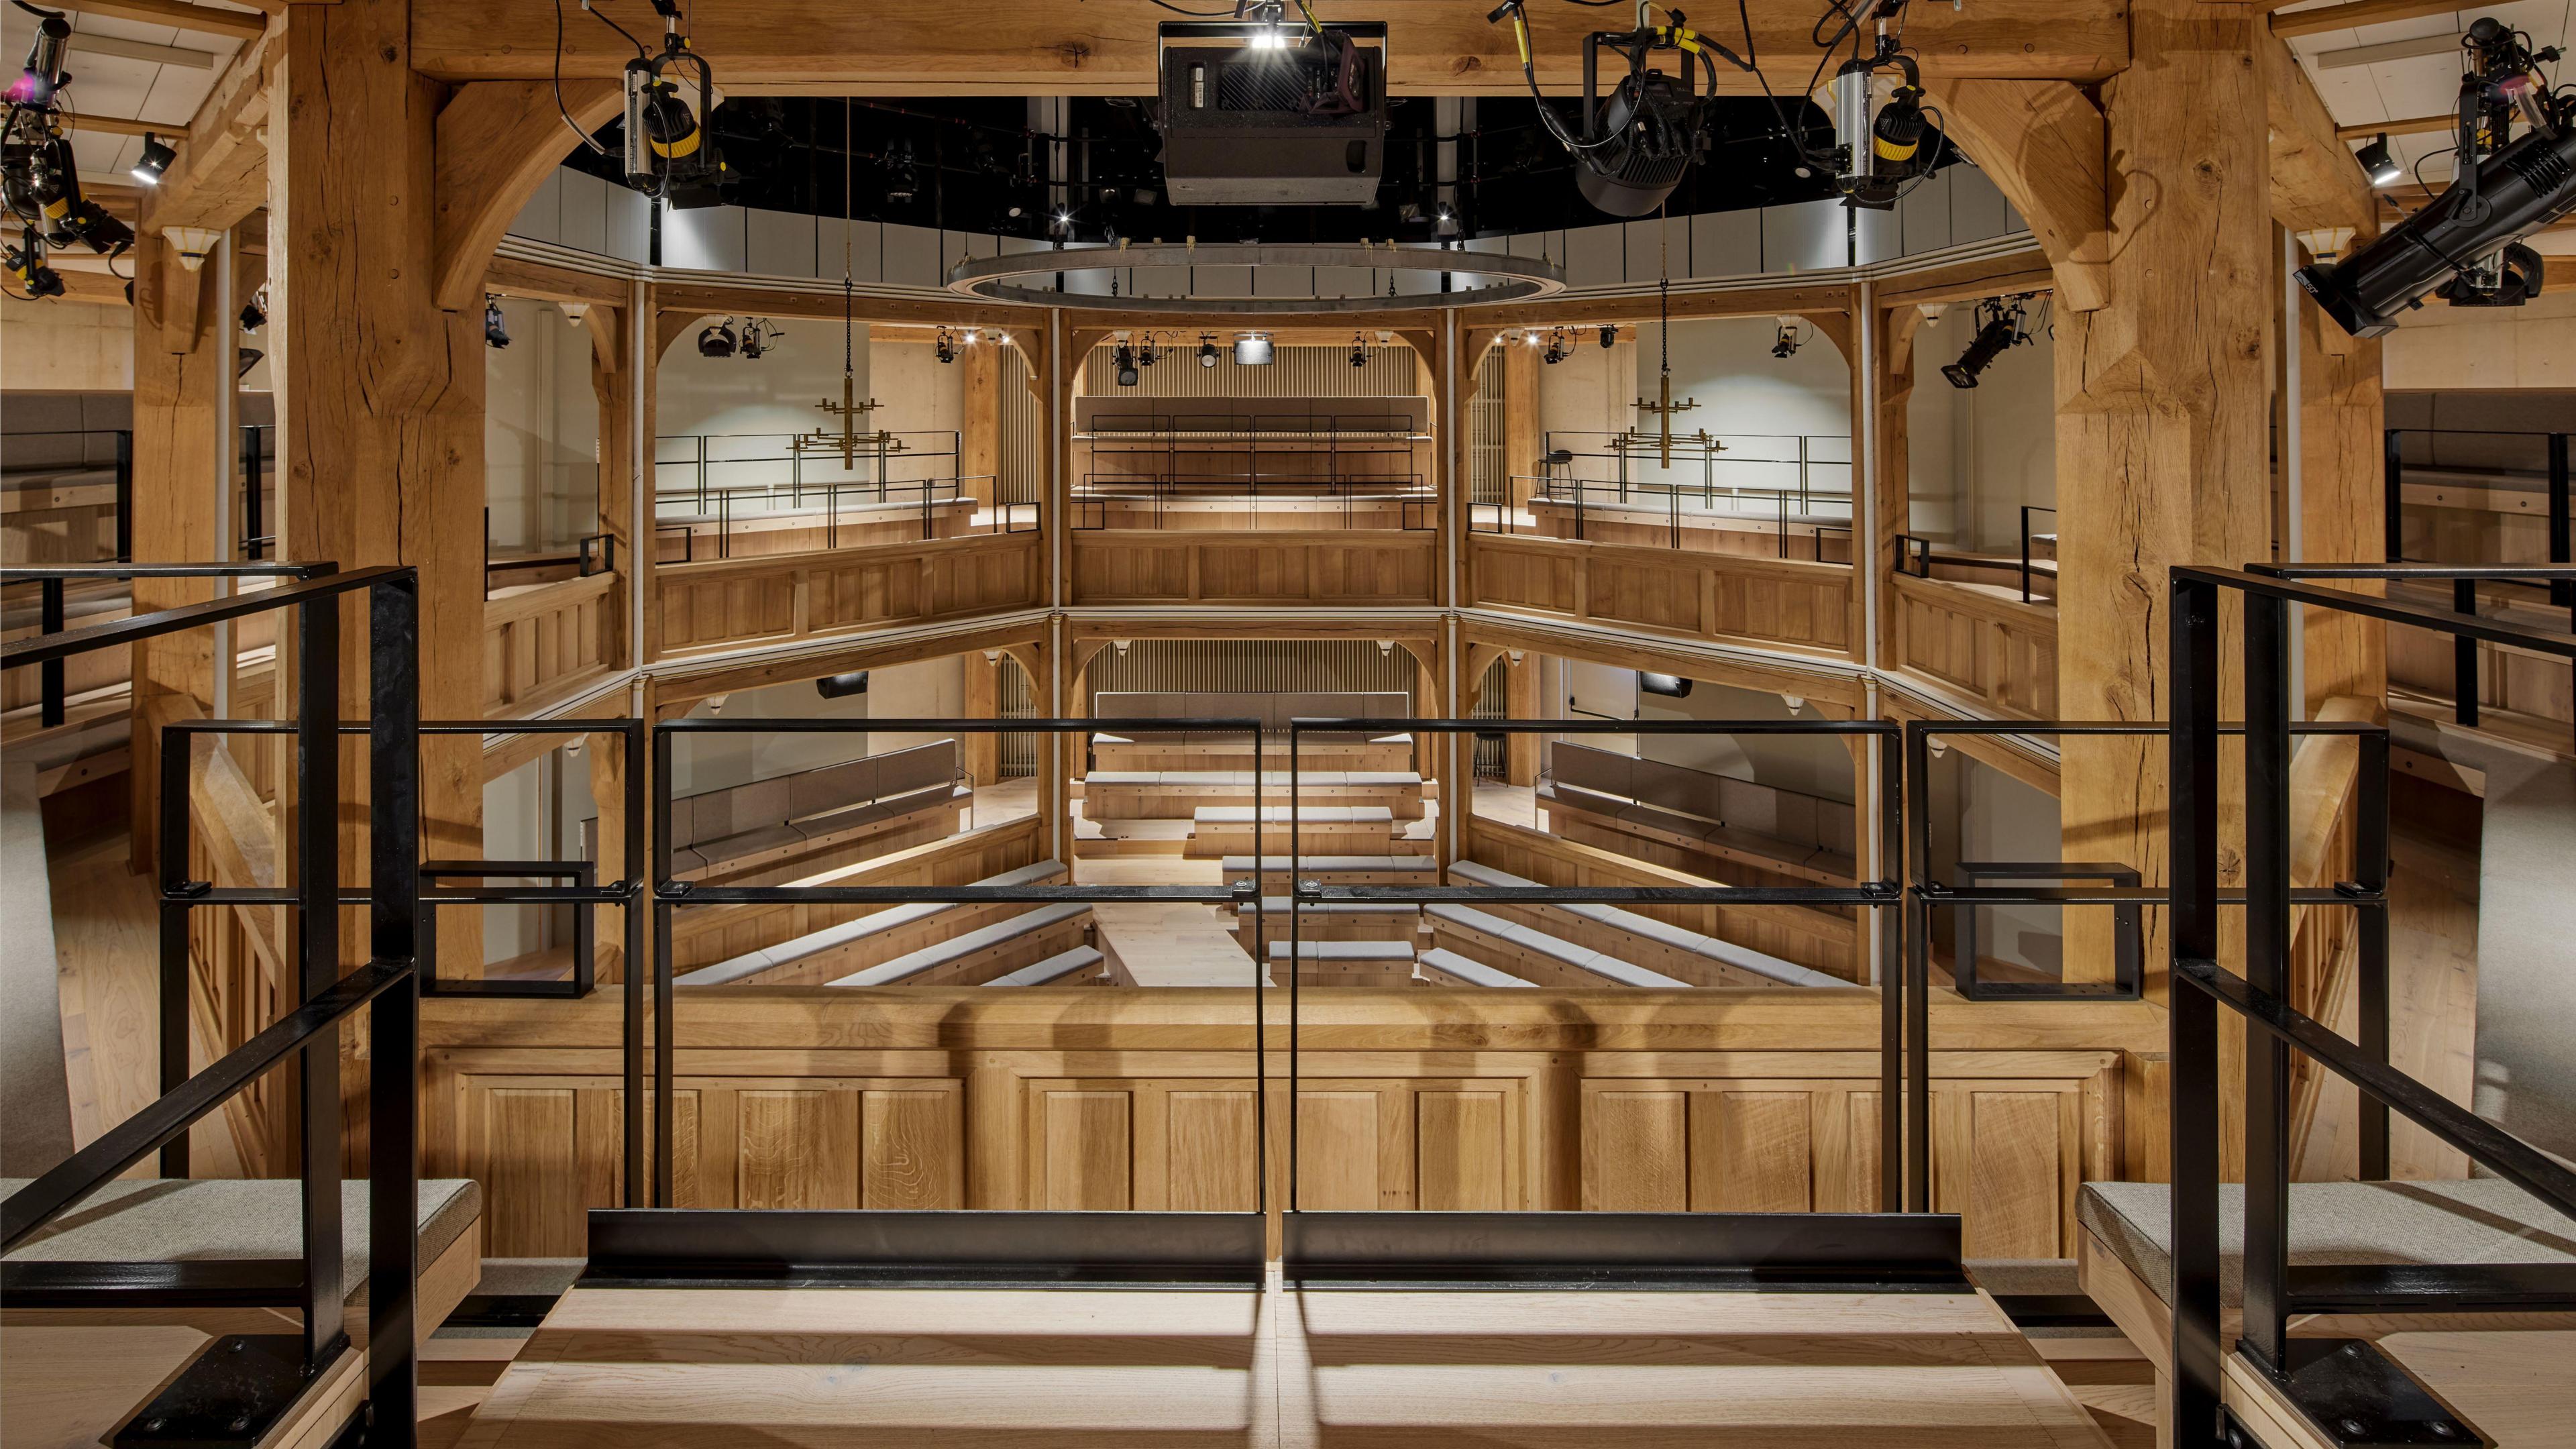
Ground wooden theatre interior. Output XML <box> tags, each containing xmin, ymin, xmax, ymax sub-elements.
<box><xmin>3</xmin><ymin>1</ymin><xmax>2574</xmax><ymax>1446</ymax></box>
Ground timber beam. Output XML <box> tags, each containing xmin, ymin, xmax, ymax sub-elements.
<box><xmin>139</xmin><ymin>28</ymin><xmax>272</xmax><ymax>234</ymax></box>
<box><xmin>411</xmin><ymin>0</ymin><xmax>2127</xmax><ymax>93</ymax></box>
<box><xmin>1922</xmin><ymin>81</ymin><xmax>2109</xmax><ymax>311</ymax></box>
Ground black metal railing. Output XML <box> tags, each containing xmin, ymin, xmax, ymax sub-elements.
<box><xmin>239</xmin><ymin>423</ymin><xmax>275</xmax><ymax>560</ymax></box>
<box><xmin>10</xmin><ymin>560</ymin><xmax>329</xmax><ymax>731</ymax></box>
<box><xmin>651</xmin><ymin>429</ymin><xmax>965</xmax><ymax>510</ymax></box>
<box><xmin>1473</xmin><ymin>472</ymin><xmax>1855</xmax><ymax>561</ymax></box>
<box><xmin>2384</xmin><ymin>425</ymin><xmax>2569</xmax><ymax>604</ymax></box>
<box><xmin>1071</xmin><ymin>472</ymin><xmax>1435</xmax><ymax>531</ymax></box>
<box><xmin>2167</xmin><ymin>561</ymin><xmax>2576</xmax><ymax>1447</ymax></box>
<box><xmin>0</xmin><ymin>560</ymin><xmax>423</xmax><ymax>1449</ymax></box>
<box><xmin>651</xmin><ymin>476</ymin><xmax>1032</xmax><ymax>562</ymax></box>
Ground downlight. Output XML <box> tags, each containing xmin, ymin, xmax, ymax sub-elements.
<box><xmin>1234</xmin><ymin>333</ymin><xmax>1273</xmax><ymax>366</ymax></box>
<box><xmin>2353</xmin><ymin>132</ymin><xmax>2403</xmax><ymax>188</ymax></box>
<box><xmin>129</xmin><ymin>133</ymin><xmax>176</xmax><ymax>186</ymax></box>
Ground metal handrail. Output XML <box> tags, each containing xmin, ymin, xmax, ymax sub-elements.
<box><xmin>2166</xmin><ymin>561</ymin><xmax>2576</xmax><ymax>1446</ymax></box>
<box><xmin>0</xmin><ymin>559</ymin><xmax>422</xmax><ymax>1449</ymax></box>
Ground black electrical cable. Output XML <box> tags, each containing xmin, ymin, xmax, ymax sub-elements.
<box><xmin>552</xmin><ymin>0</ymin><xmax>612</xmax><ymax>156</ymax></box>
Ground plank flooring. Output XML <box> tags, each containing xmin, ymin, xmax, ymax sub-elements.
<box><xmin>449</xmin><ymin>1277</ymin><xmax>2118</xmax><ymax>1449</ymax></box>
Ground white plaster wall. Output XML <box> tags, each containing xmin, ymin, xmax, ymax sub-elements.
<box><xmin>1534</xmin><ymin>335</ymin><xmax>1634</xmax><ymax>445</ymax></box>
<box><xmin>2383</xmin><ymin>288</ymin><xmax>2576</xmax><ymax>392</ymax></box>
<box><xmin>1905</xmin><ymin>304</ymin><xmax>2055</xmax><ymax>551</ymax></box>
<box><xmin>1957</xmin><ymin>755</ymin><xmax>2062</xmax><ymax>976</ymax></box>
<box><xmin>484</xmin><ymin>297</ymin><xmax>602</xmax><ymax>550</ymax></box>
<box><xmin>663</xmin><ymin>659</ymin><xmax>965</xmax><ymax>796</ymax></box>
<box><xmin>1</xmin><ymin>295</ymin><xmax>132</xmax><ymax>392</ymax></box>
<box><xmin>1629</xmin><ymin>316</ymin><xmax>1855</xmax><ymax>508</ymax></box>
<box><xmin>653</xmin><ymin>317</ymin><xmax>873</xmax><ymax>499</ymax></box>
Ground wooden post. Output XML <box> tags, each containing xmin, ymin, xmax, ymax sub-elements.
<box><xmin>1505</xmin><ymin>651</ymin><xmax>1541</xmax><ymax>788</ymax></box>
<box><xmin>270</xmin><ymin>0</ymin><xmax>486</xmax><ymax>976</ymax></box>
<box><xmin>960</xmin><ymin>335</ymin><xmax>1000</xmax><ymax>513</ymax></box>
<box><xmin>127</xmin><ymin>232</ymin><xmax>229</xmax><ymax>872</ymax></box>
<box><xmin>1503</xmin><ymin>335</ymin><xmax>1540</xmax><ymax>502</ymax></box>
<box><xmin>1876</xmin><ymin>303</ymin><xmax>1925</xmax><ymax>663</ymax></box>
<box><xmin>961</xmin><ymin>649</ymin><xmax>1001</xmax><ymax>786</ymax></box>
<box><xmin>586</xmin><ymin>723</ymin><xmax>627</xmax><ymax>983</ymax></box>
<box><xmin>2295</xmin><ymin>256</ymin><xmax>2388</xmax><ymax>716</ymax></box>
<box><xmin>637</xmin><ymin>284</ymin><xmax>663</xmax><ymax>665</ymax></box>
<box><xmin>2052</xmin><ymin>0</ymin><xmax>2273</xmax><ymax>1000</ymax></box>
<box><xmin>584</xmin><ymin>305</ymin><xmax>631</xmax><ymax>669</ymax></box>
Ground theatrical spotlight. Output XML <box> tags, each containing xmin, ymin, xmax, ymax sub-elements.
<box><xmin>2298</xmin><ymin>19</ymin><xmax>2576</xmax><ymax>338</ymax></box>
<box><xmin>1487</xmin><ymin>0</ymin><xmax>1742</xmax><ymax>217</ymax></box>
<box><xmin>696</xmin><ymin>317</ymin><xmax>737</xmax><ymax>358</ymax></box>
<box><xmin>1234</xmin><ymin>333</ymin><xmax>1273</xmax><ymax>366</ymax></box>
<box><xmin>1197</xmin><ymin>334</ymin><xmax>1219</xmax><ymax>368</ymax></box>
<box><xmin>239</xmin><ymin>283</ymin><xmax>268</xmax><ymax>334</ymax></box>
<box><xmin>2354</xmin><ymin>132</ymin><xmax>2403</xmax><ymax>189</ymax></box>
<box><xmin>5</xmin><ymin>231</ymin><xmax>62</xmax><ymax>299</ymax></box>
<box><xmin>1350</xmin><ymin>333</ymin><xmax>1368</xmax><ymax>368</ymax></box>
<box><xmin>1819</xmin><ymin>48</ymin><xmax>1936</xmax><ymax>209</ymax></box>
<box><xmin>484</xmin><ymin>297</ymin><xmax>512</xmax><ymax>350</ymax></box>
<box><xmin>935</xmin><ymin>327</ymin><xmax>958</xmax><ymax>364</ymax></box>
<box><xmin>1114</xmin><ymin>339</ymin><xmax>1140</xmax><ymax>387</ymax></box>
<box><xmin>739</xmin><ymin>318</ymin><xmax>778</xmax><ymax>360</ymax></box>
<box><xmin>9</xmin><ymin>10</ymin><xmax>68</xmax><ymax>108</ymax></box>
<box><xmin>1598</xmin><ymin>325</ymin><xmax>1617</xmax><ymax>350</ymax></box>
<box><xmin>1543</xmin><ymin>329</ymin><xmax>1568</xmax><ymax>365</ymax></box>
<box><xmin>1770</xmin><ymin>319</ymin><xmax>1803</xmax><ymax>360</ymax></box>
<box><xmin>617</xmin><ymin>0</ymin><xmax>725</xmax><ymax>204</ymax></box>
<box><xmin>129</xmin><ymin>133</ymin><xmax>176</xmax><ymax>186</ymax></box>
<box><xmin>1941</xmin><ymin>297</ymin><xmax>2029</xmax><ymax>390</ymax></box>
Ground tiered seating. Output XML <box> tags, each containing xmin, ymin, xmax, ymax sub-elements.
<box><xmin>1091</xmin><ymin>731</ymin><xmax>1414</xmax><ymax>773</ymax></box>
<box><xmin>1185</xmin><ymin>805</ymin><xmax>1403</xmax><ymax>858</ymax></box>
<box><xmin>1447</xmin><ymin>861</ymin><xmax>1843</xmax><ymax>988</ymax></box>
<box><xmin>982</xmin><ymin>945</ymin><xmax>1107</xmax><ymax>987</ymax></box>
<box><xmin>1423</xmin><ymin>904</ymin><xmax>1693</xmax><ymax>989</ymax></box>
<box><xmin>1539</xmin><ymin>742</ymin><xmax>1856</xmax><ymax>885</ymax></box>
<box><xmin>826</xmin><ymin>902</ymin><xmax>1092</xmax><ymax>987</ymax></box>
<box><xmin>1413</xmin><ymin>948</ymin><xmax>1535</xmax><ymax>988</ymax></box>
<box><xmin>1233</xmin><ymin>897</ymin><xmax>1422</xmax><ymax>955</ymax></box>
<box><xmin>642</xmin><ymin>741</ymin><xmax>969</xmax><ymax>881</ymax></box>
<box><xmin>1265</xmin><ymin>938</ymin><xmax>1416</xmax><ymax>987</ymax></box>
<box><xmin>1083</xmin><ymin>769</ymin><xmax>1428</xmax><ymax>819</ymax></box>
<box><xmin>674</xmin><ymin>860</ymin><xmax>1068</xmax><ymax>986</ymax></box>
<box><xmin>1218</xmin><ymin>853</ymin><xmax>1439</xmax><ymax>893</ymax></box>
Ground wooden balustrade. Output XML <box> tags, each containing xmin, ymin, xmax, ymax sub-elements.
<box><xmin>1467</xmin><ymin>535</ymin><xmax>1856</xmax><ymax>655</ymax></box>
<box><xmin>1890</xmin><ymin>573</ymin><xmax>2059</xmax><ymax>718</ymax></box>
<box><xmin>423</xmin><ymin>985</ymin><xmax>2142</xmax><ymax>1258</ymax></box>
<box><xmin>1069</xmin><ymin>530</ymin><xmax>1437</xmax><ymax>606</ymax></box>
<box><xmin>484</xmin><ymin>572</ymin><xmax>616</xmax><ymax>715</ymax></box>
<box><xmin>656</xmin><ymin>533</ymin><xmax>1044</xmax><ymax>659</ymax></box>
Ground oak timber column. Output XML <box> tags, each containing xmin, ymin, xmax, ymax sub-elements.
<box><xmin>269</xmin><ymin>0</ymin><xmax>484</xmax><ymax>973</ymax></box>
<box><xmin>960</xmin><ymin>335</ymin><xmax>1000</xmax><ymax>513</ymax></box>
<box><xmin>127</xmin><ymin>233</ymin><xmax>229</xmax><ymax>871</ymax></box>
<box><xmin>2294</xmin><ymin>272</ymin><xmax>2387</xmax><ymax>714</ymax></box>
<box><xmin>2053</xmin><ymin>0</ymin><xmax>2273</xmax><ymax>996</ymax></box>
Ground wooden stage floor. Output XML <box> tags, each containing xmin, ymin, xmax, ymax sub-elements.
<box><xmin>453</xmin><ymin>1275</ymin><xmax>2116</xmax><ymax>1448</ymax></box>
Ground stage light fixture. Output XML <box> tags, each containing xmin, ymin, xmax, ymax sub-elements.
<box><xmin>129</xmin><ymin>133</ymin><xmax>175</xmax><ymax>186</ymax></box>
<box><xmin>1114</xmin><ymin>339</ymin><xmax>1140</xmax><ymax>387</ymax></box>
<box><xmin>1542</xmin><ymin>328</ymin><xmax>1567</xmax><ymax>365</ymax></box>
<box><xmin>739</xmin><ymin>318</ymin><xmax>778</xmax><ymax>360</ymax></box>
<box><xmin>1941</xmin><ymin>297</ymin><xmax>2029</xmax><ymax>390</ymax></box>
<box><xmin>935</xmin><ymin>327</ymin><xmax>958</xmax><ymax>364</ymax></box>
<box><xmin>1234</xmin><ymin>333</ymin><xmax>1273</xmax><ymax>366</ymax></box>
<box><xmin>1488</xmin><ymin>0</ymin><xmax>1741</xmax><ymax>217</ymax></box>
<box><xmin>238</xmin><ymin>284</ymin><xmax>268</xmax><ymax>334</ymax></box>
<box><xmin>616</xmin><ymin>0</ymin><xmax>725</xmax><ymax>203</ymax></box>
<box><xmin>1770</xmin><ymin>319</ymin><xmax>1802</xmax><ymax>359</ymax></box>
<box><xmin>9</xmin><ymin>11</ymin><xmax>68</xmax><ymax>107</ymax></box>
<box><xmin>2354</xmin><ymin>132</ymin><xmax>2404</xmax><ymax>188</ymax></box>
<box><xmin>1598</xmin><ymin>325</ymin><xmax>1616</xmax><ymax>349</ymax></box>
<box><xmin>235</xmin><ymin>347</ymin><xmax>262</xmax><ymax>380</ymax></box>
<box><xmin>1350</xmin><ymin>333</ymin><xmax>1368</xmax><ymax>368</ymax></box>
<box><xmin>484</xmin><ymin>297</ymin><xmax>511</xmax><ymax>350</ymax></box>
<box><xmin>2300</xmin><ymin>19</ymin><xmax>2576</xmax><ymax>336</ymax></box>
<box><xmin>696</xmin><ymin>317</ymin><xmax>737</xmax><ymax>358</ymax></box>
<box><xmin>814</xmin><ymin>670</ymin><xmax>870</xmax><ymax>700</ymax></box>
<box><xmin>1197</xmin><ymin>334</ymin><xmax>1219</xmax><ymax>368</ymax></box>
<box><xmin>1638</xmin><ymin>672</ymin><xmax>1693</xmax><ymax>699</ymax></box>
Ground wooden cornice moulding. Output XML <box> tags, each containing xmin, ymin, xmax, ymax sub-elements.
<box><xmin>407</xmin><ymin>0</ymin><xmax>2129</xmax><ymax>93</ymax></box>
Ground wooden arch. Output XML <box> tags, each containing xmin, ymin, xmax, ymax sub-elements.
<box><xmin>434</xmin><ymin>81</ymin><xmax>623</xmax><ymax>313</ymax></box>
<box><xmin>1919</xmin><ymin>80</ymin><xmax>2110</xmax><ymax>313</ymax></box>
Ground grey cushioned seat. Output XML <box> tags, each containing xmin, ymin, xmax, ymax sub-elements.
<box><xmin>2078</xmin><ymin>1178</ymin><xmax>2576</xmax><ymax>1304</ymax></box>
<box><xmin>5</xmin><ymin>1178</ymin><xmax>483</xmax><ymax>1301</ymax></box>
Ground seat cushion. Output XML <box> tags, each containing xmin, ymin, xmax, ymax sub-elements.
<box><xmin>2079</xmin><ymin>1178</ymin><xmax>2576</xmax><ymax>1305</ymax></box>
<box><xmin>5</xmin><ymin>1177</ymin><xmax>483</xmax><ymax>1303</ymax></box>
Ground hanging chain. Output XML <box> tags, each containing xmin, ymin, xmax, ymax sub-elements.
<box><xmin>841</xmin><ymin>97</ymin><xmax>854</xmax><ymax>376</ymax></box>
<box><xmin>1658</xmin><ymin>201</ymin><xmax>1671</xmax><ymax>380</ymax></box>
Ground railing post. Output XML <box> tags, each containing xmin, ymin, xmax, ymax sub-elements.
<box><xmin>38</xmin><ymin>577</ymin><xmax>64</xmax><ymax>728</ymax></box>
<box><xmin>2168</xmin><ymin>572</ymin><xmax>2225</xmax><ymax>1445</ymax></box>
<box><xmin>650</xmin><ymin>722</ymin><xmax>676</xmax><ymax>1208</ymax></box>
<box><xmin>156</xmin><ymin>723</ymin><xmax>193</xmax><ymax>1177</ymax></box>
<box><xmin>241</xmin><ymin>425</ymin><xmax>265</xmax><ymax>560</ymax></box>
<box><xmin>292</xmin><ymin>588</ymin><xmax>346</xmax><ymax>1373</ymax></box>
<box><xmin>2356</xmin><ymin>728</ymin><xmax>2392</xmax><ymax>1182</ymax></box>
<box><xmin>2550</xmin><ymin>431</ymin><xmax>2571</xmax><ymax>610</ymax></box>
<box><xmin>2243</xmin><ymin>590</ymin><xmax>2294</xmax><ymax>1373</ymax></box>
<box><xmin>2452</xmin><ymin>577</ymin><xmax>2480</xmax><ymax>727</ymax></box>
<box><xmin>366</xmin><ymin>571</ymin><xmax>421</xmax><ymax>1448</ymax></box>
<box><xmin>1894</xmin><ymin>725</ymin><xmax>1923</xmax><ymax>1213</ymax></box>
<box><xmin>113</xmin><ymin>429</ymin><xmax>133</xmax><ymax>563</ymax></box>
<box><xmin>623</xmin><ymin>720</ymin><xmax>647</xmax><ymax>1208</ymax></box>
<box><xmin>2383</xmin><ymin>427</ymin><xmax>2404</xmax><ymax>563</ymax></box>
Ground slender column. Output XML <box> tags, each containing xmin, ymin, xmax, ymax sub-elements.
<box><xmin>960</xmin><ymin>334</ymin><xmax>1000</xmax><ymax>513</ymax></box>
<box><xmin>1504</xmin><ymin>651</ymin><xmax>1540</xmax><ymax>787</ymax></box>
<box><xmin>962</xmin><ymin>649</ymin><xmax>1001</xmax><ymax>786</ymax></box>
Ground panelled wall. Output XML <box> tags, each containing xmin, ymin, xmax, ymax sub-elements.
<box><xmin>427</xmin><ymin>989</ymin><xmax>2135</xmax><ymax>1260</ymax></box>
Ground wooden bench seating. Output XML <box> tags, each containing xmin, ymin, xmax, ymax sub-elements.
<box><xmin>1265</xmin><ymin>938</ymin><xmax>1418</xmax><ymax>987</ymax></box>
<box><xmin>1424</xmin><ymin>904</ymin><xmax>1693</xmax><ymax>989</ymax></box>
<box><xmin>982</xmin><ymin>945</ymin><xmax>1107</xmax><ymax>987</ymax></box>
<box><xmin>824</xmin><ymin>902</ymin><xmax>1092</xmax><ymax>987</ymax></box>
<box><xmin>1091</xmin><ymin>732</ymin><xmax>1413</xmax><ymax>774</ymax></box>
<box><xmin>2074</xmin><ymin>1179</ymin><xmax>2576</xmax><ymax>1444</ymax></box>
<box><xmin>1448</xmin><ymin>861</ymin><xmax>1842</xmax><ymax>989</ymax></box>
<box><xmin>1083</xmin><ymin>769</ymin><xmax>1427</xmax><ymax>820</ymax></box>
<box><xmin>673</xmin><ymin>859</ymin><xmax>1068</xmax><ymax>986</ymax></box>
<box><xmin>1186</xmin><ymin>805</ymin><xmax>1400</xmax><ymax>859</ymax></box>
<box><xmin>1414</xmin><ymin>946</ymin><xmax>1536</xmax><ymax>988</ymax></box>
<box><xmin>1540</xmin><ymin>741</ymin><xmax>1856</xmax><ymax>887</ymax></box>
<box><xmin>1232</xmin><ymin>896</ymin><xmax>1423</xmax><ymax>953</ymax></box>
<box><xmin>1218</xmin><ymin>854</ymin><xmax>1439</xmax><ymax>892</ymax></box>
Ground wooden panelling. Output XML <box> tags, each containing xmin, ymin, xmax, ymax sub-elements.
<box><xmin>1467</xmin><ymin>535</ymin><xmax>1857</xmax><ymax>656</ymax></box>
<box><xmin>1069</xmin><ymin>531</ymin><xmax>1438</xmax><ymax>606</ymax></box>
<box><xmin>482</xmin><ymin>573</ymin><xmax>615</xmax><ymax>716</ymax></box>
<box><xmin>427</xmin><ymin>990</ymin><xmax>2127</xmax><ymax>1258</ymax></box>
<box><xmin>1890</xmin><ymin>573</ymin><xmax>2060</xmax><ymax>718</ymax></box>
<box><xmin>655</xmin><ymin>533</ymin><xmax>1043</xmax><ymax>659</ymax></box>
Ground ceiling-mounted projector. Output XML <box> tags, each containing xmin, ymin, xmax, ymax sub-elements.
<box><xmin>1156</xmin><ymin>15</ymin><xmax>1389</xmax><ymax>207</ymax></box>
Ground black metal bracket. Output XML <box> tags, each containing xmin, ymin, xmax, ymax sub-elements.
<box><xmin>2240</xmin><ymin>1338</ymin><xmax>2491</xmax><ymax>1448</ymax></box>
<box><xmin>113</xmin><ymin>1334</ymin><xmax>349</xmax><ymax>1449</ymax></box>
<box><xmin>582</xmin><ymin>1209</ymin><xmax>1267</xmax><ymax>1289</ymax></box>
